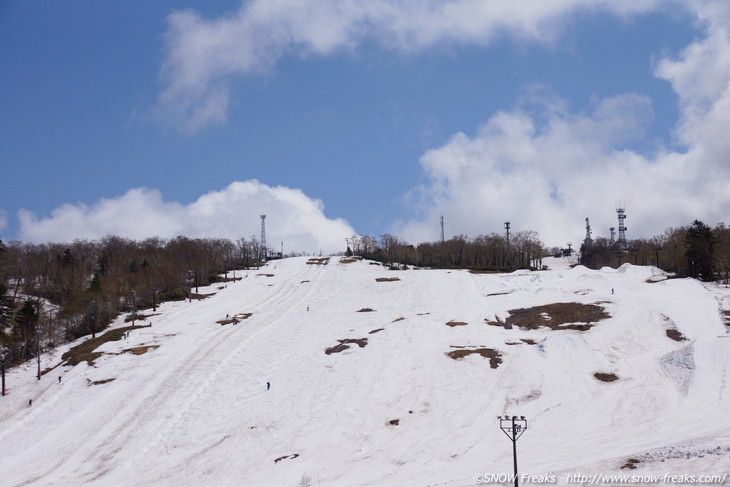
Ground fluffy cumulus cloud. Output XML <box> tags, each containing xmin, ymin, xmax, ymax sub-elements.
<box><xmin>395</xmin><ymin>1</ymin><xmax>730</xmax><ymax>246</ymax></box>
<box><xmin>17</xmin><ymin>181</ymin><xmax>354</xmax><ymax>254</ymax></box>
<box><xmin>153</xmin><ymin>0</ymin><xmax>668</xmax><ymax>132</ymax></box>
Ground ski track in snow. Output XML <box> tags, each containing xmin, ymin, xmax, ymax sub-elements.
<box><xmin>1</xmin><ymin>257</ymin><xmax>729</xmax><ymax>486</ymax></box>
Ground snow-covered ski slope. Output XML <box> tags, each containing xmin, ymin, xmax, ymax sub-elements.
<box><xmin>1</xmin><ymin>256</ymin><xmax>729</xmax><ymax>486</ymax></box>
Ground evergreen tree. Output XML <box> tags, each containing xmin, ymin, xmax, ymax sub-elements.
<box><xmin>685</xmin><ymin>220</ymin><xmax>716</xmax><ymax>281</ymax></box>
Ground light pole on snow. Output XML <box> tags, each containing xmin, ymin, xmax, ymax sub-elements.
<box><xmin>499</xmin><ymin>415</ymin><xmax>528</xmax><ymax>487</ymax></box>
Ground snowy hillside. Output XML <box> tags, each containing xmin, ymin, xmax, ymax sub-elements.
<box><xmin>1</xmin><ymin>256</ymin><xmax>729</xmax><ymax>486</ymax></box>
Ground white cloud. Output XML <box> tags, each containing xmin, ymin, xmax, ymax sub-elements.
<box><xmin>394</xmin><ymin>77</ymin><xmax>730</xmax><ymax>247</ymax></box>
<box><xmin>153</xmin><ymin>0</ymin><xmax>671</xmax><ymax>132</ymax></box>
<box><xmin>17</xmin><ymin>181</ymin><xmax>354</xmax><ymax>254</ymax></box>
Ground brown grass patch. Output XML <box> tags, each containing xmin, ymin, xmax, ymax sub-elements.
<box><xmin>307</xmin><ymin>258</ymin><xmax>329</xmax><ymax>265</ymax></box>
<box><xmin>392</xmin><ymin>317</ymin><xmax>405</xmax><ymax>322</ymax></box>
<box><xmin>190</xmin><ymin>292</ymin><xmax>215</xmax><ymax>300</ymax></box>
<box><xmin>325</xmin><ymin>338</ymin><xmax>368</xmax><ymax>355</ymax></box>
<box><xmin>340</xmin><ymin>257</ymin><xmax>362</xmax><ymax>264</ymax></box>
<box><xmin>388</xmin><ymin>419</ymin><xmax>400</xmax><ymax>426</ymax></box>
<box><xmin>446</xmin><ymin>348</ymin><xmax>503</xmax><ymax>369</ymax></box>
<box><xmin>217</xmin><ymin>312</ymin><xmax>254</xmax><ymax>326</ymax></box>
<box><xmin>217</xmin><ymin>277</ymin><xmax>241</xmax><ymax>283</ymax></box>
<box><xmin>469</xmin><ymin>269</ymin><xmax>501</xmax><ymax>274</ymax></box>
<box><xmin>89</xmin><ymin>378</ymin><xmax>116</xmax><ymax>386</ymax></box>
<box><xmin>594</xmin><ymin>372</ymin><xmax>619</xmax><ymax>382</ymax></box>
<box><xmin>666</xmin><ymin>329</ymin><xmax>687</xmax><ymax>341</ymax></box>
<box><xmin>521</xmin><ymin>338</ymin><xmax>537</xmax><ymax>345</ymax></box>
<box><xmin>446</xmin><ymin>321</ymin><xmax>467</xmax><ymax>327</ymax></box>
<box><xmin>357</xmin><ymin>308</ymin><xmax>375</xmax><ymax>312</ymax></box>
<box><xmin>257</xmin><ymin>273</ymin><xmax>275</xmax><ymax>277</ymax></box>
<box><xmin>123</xmin><ymin>345</ymin><xmax>159</xmax><ymax>355</ymax></box>
<box><xmin>723</xmin><ymin>310</ymin><xmax>730</xmax><ymax>326</ymax></box>
<box><xmin>369</xmin><ymin>328</ymin><xmax>385</xmax><ymax>334</ymax></box>
<box><xmin>375</xmin><ymin>277</ymin><xmax>401</xmax><ymax>282</ymax></box>
<box><xmin>621</xmin><ymin>458</ymin><xmax>640</xmax><ymax>470</ymax></box>
<box><xmin>61</xmin><ymin>325</ymin><xmax>151</xmax><ymax>367</ymax></box>
<box><xmin>485</xmin><ymin>302</ymin><xmax>610</xmax><ymax>331</ymax></box>
<box><xmin>417</xmin><ymin>312</ymin><xmax>430</xmax><ymax>316</ymax></box>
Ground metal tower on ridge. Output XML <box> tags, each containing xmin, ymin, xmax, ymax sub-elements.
<box><xmin>585</xmin><ymin>217</ymin><xmax>592</xmax><ymax>243</ymax></box>
<box><xmin>260</xmin><ymin>214</ymin><xmax>267</xmax><ymax>260</ymax></box>
<box><xmin>440</xmin><ymin>215</ymin><xmax>445</xmax><ymax>243</ymax></box>
<box><xmin>616</xmin><ymin>206</ymin><xmax>627</xmax><ymax>248</ymax></box>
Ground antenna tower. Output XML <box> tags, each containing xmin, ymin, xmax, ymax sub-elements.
<box><xmin>609</xmin><ymin>227</ymin><xmax>616</xmax><ymax>245</ymax></box>
<box><xmin>616</xmin><ymin>206</ymin><xmax>627</xmax><ymax>248</ymax></box>
<box><xmin>260</xmin><ymin>214</ymin><xmax>267</xmax><ymax>260</ymax></box>
<box><xmin>440</xmin><ymin>215</ymin><xmax>445</xmax><ymax>243</ymax></box>
<box><xmin>585</xmin><ymin>217</ymin><xmax>592</xmax><ymax>243</ymax></box>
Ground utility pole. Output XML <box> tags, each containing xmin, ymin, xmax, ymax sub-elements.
<box><xmin>440</xmin><ymin>215</ymin><xmax>445</xmax><ymax>243</ymax></box>
<box><xmin>499</xmin><ymin>415</ymin><xmax>528</xmax><ymax>487</ymax></box>
<box><xmin>36</xmin><ymin>325</ymin><xmax>42</xmax><ymax>381</ymax></box>
<box><xmin>260</xmin><ymin>215</ymin><xmax>267</xmax><ymax>262</ymax></box>
<box><xmin>1</xmin><ymin>348</ymin><xmax>7</xmax><ymax>396</ymax></box>
<box><xmin>131</xmin><ymin>290</ymin><xmax>137</xmax><ymax>326</ymax></box>
<box><xmin>504</xmin><ymin>222</ymin><xmax>511</xmax><ymax>266</ymax></box>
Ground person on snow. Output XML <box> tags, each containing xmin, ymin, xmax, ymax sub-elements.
<box><xmin>266</xmin><ymin>382</ymin><xmax>270</xmax><ymax>391</ymax></box>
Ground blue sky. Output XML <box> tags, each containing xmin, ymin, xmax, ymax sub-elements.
<box><xmin>1</xmin><ymin>1</ymin><xmax>729</xmax><ymax>253</ymax></box>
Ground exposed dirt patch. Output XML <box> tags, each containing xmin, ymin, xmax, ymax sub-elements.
<box><xmin>594</xmin><ymin>372</ymin><xmax>619</xmax><ymax>382</ymax></box>
<box><xmin>124</xmin><ymin>312</ymin><xmax>160</xmax><ymax>323</ymax></box>
<box><xmin>190</xmin><ymin>292</ymin><xmax>215</xmax><ymax>300</ymax></box>
<box><xmin>61</xmin><ymin>325</ymin><xmax>151</xmax><ymax>366</ymax></box>
<box><xmin>723</xmin><ymin>310</ymin><xmax>730</xmax><ymax>326</ymax></box>
<box><xmin>340</xmin><ymin>257</ymin><xmax>362</xmax><ymax>264</ymax></box>
<box><xmin>469</xmin><ymin>270</ymin><xmax>500</xmax><ymax>274</ymax></box>
<box><xmin>446</xmin><ymin>348</ymin><xmax>503</xmax><ymax>368</ymax></box>
<box><xmin>417</xmin><ymin>312</ymin><xmax>430</xmax><ymax>316</ymax></box>
<box><xmin>300</xmin><ymin>280</ymin><xmax>310</xmax><ymax>283</ymax></box>
<box><xmin>387</xmin><ymin>419</ymin><xmax>400</xmax><ymax>426</ymax></box>
<box><xmin>257</xmin><ymin>273</ymin><xmax>274</xmax><ymax>277</ymax></box>
<box><xmin>485</xmin><ymin>302</ymin><xmax>609</xmax><ymax>331</ymax></box>
<box><xmin>307</xmin><ymin>258</ymin><xmax>329</xmax><ymax>265</ymax></box>
<box><xmin>392</xmin><ymin>317</ymin><xmax>405</xmax><ymax>322</ymax></box>
<box><xmin>123</xmin><ymin>345</ymin><xmax>159</xmax><ymax>355</ymax></box>
<box><xmin>446</xmin><ymin>321</ymin><xmax>468</xmax><ymax>327</ymax></box>
<box><xmin>369</xmin><ymin>328</ymin><xmax>385</xmax><ymax>334</ymax></box>
<box><xmin>217</xmin><ymin>312</ymin><xmax>254</xmax><ymax>326</ymax></box>
<box><xmin>666</xmin><ymin>329</ymin><xmax>687</xmax><ymax>341</ymax></box>
<box><xmin>88</xmin><ymin>378</ymin><xmax>116</xmax><ymax>386</ymax></box>
<box><xmin>357</xmin><ymin>308</ymin><xmax>375</xmax><ymax>312</ymax></box>
<box><xmin>521</xmin><ymin>338</ymin><xmax>537</xmax><ymax>345</ymax></box>
<box><xmin>325</xmin><ymin>338</ymin><xmax>368</xmax><ymax>355</ymax></box>
<box><xmin>487</xmin><ymin>291</ymin><xmax>512</xmax><ymax>296</ymax></box>
<box><xmin>621</xmin><ymin>458</ymin><xmax>640</xmax><ymax>470</ymax></box>
<box><xmin>274</xmin><ymin>453</ymin><xmax>300</xmax><ymax>463</ymax></box>
<box><xmin>375</xmin><ymin>277</ymin><xmax>401</xmax><ymax>282</ymax></box>
<box><xmin>217</xmin><ymin>276</ymin><xmax>242</xmax><ymax>283</ymax></box>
